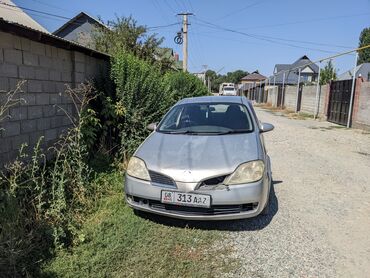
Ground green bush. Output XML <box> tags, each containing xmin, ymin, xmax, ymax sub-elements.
<box><xmin>110</xmin><ymin>51</ymin><xmax>170</xmax><ymax>160</ymax></box>
<box><xmin>162</xmin><ymin>70</ymin><xmax>209</xmax><ymax>103</ymax></box>
<box><xmin>108</xmin><ymin>51</ymin><xmax>209</xmax><ymax>161</ymax></box>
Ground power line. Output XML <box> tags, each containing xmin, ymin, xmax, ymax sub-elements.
<box><xmin>163</xmin><ymin>0</ymin><xmax>177</xmax><ymax>14</ymax></box>
<box><xmin>189</xmin><ymin>25</ymin><xmax>207</xmax><ymax>68</ymax></box>
<box><xmin>236</xmin><ymin>12</ymin><xmax>370</xmax><ymax>31</ymax></box>
<box><xmin>194</xmin><ymin>23</ymin><xmax>353</xmax><ymax>49</ymax></box>
<box><xmin>216</xmin><ymin>0</ymin><xmax>271</xmax><ymax>20</ymax></box>
<box><xmin>0</xmin><ymin>1</ymin><xmax>71</xmax><ymax>20</ymax></box>
<box><xmin>29</xmin><ymin>0</ymin><xmax>74</xmax><ymax>14</ymax></box>
<box><xmin>271</xmin><ymin>44</ymin><xmax>370</xmax><ymax>78</ymax></box>
<box><xmin>0</xmin><ymin>1</ymin><xmax>178</xmax><ymax>32</ymax></box>
<box><xmin>187</xmin><ymin>0</ymin><xmax>195</xmax><ymax>14</ymax></box>
<box><xmin>147</xmin><ymin>23</ymin><xmax>180</xmax><ymax>30</ymax></box>
<box><xmin>152</xmin><ymin>0</ymin><xmax>172</xmax><ymax>25</ymax></box>
<box><xmin>174</xmin><ymin>0</ymin><xmax>188</xmax><ymax>13</ymax></box>
<box><xmin>193</xmin><ymin>18</ymin><xmax>348</xmax><ymax>54</ymax></box>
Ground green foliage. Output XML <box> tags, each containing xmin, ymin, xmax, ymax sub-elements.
<box><xmin>320</xmin><ymin>60</ymin><xmax>337</xmax><ymax>85</ymax></box>
<box><xmin>92</xmin><ymin>16</ymin><xmax>173</xmax><ymax>73</ymax></box>
<box><xmin>80</xmin><ymin>108</ymin><xmax>102</xmax><ymax>151</ymax></box>
<box><xmin>162</xmin><ymin>70</ymin><xmax>210</xmax><ymax>103</ymax></box>
<box><xmin>43</xmin><ymin>172</ymin><xmax>229</xmax><ymax>277</ymax></box>
<box><xmin>111</xmin><ymin>51</ymin><xmax>169</xmax><ymax>160</ymax></box>
<box><xmin>0</xmin><ymin>84</ymin><xmax>105</xmax><ymax>276</ymax></box>
<box><xmin>108</xmin><ymin>51</ymin><xmax>209</xmax><ymax>161</ymax></box>
<box><xmin>358</xmin><ymin>27</ymin><xmax>370</xmax><ymax>65</ymax></box>
<box><xmin>206</xmin><ymin>69</ymin><xmax>248</xmax><ymax>93</ymax></box>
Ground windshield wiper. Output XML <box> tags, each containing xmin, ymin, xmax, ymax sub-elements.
<box><xmin>216</xmin><ymin>130</ymin><xmax>251</xmax><ymax>135</ymax></box>
<box><xmin>161</xmin><ymin>130</ymin><xmax>226</xmax><ymax>135</ymax></box>
<box><xmin>161</xmin><ymin>130</ymin><xmax>199</xmax><ymax>134</ymax></box>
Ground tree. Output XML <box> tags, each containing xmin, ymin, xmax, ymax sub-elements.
<box><xmin>320</xmin><ymin>60</ymin><xmax>337</xmax><ymax>85</ymax></box>
<box><xmin>205</xmin><ymin>69</ymin><xmax>248</xmax><ymax>93</ymax></box>
<box><xmin>225</xmin><ymin>70</ymin><xmax>248</xmax><ymax>84</ymax></box>
<box><xmin>92</xmin><ymin>16</ymin><xmax>174</xmax><ymax>72</ymax></box>
<box><xmin>358</xmin><ymin>27</ymin><xmax>370</xmax><ymax>65</ymax></box>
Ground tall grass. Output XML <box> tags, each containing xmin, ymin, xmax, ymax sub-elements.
<box><xmin>0</xmin><ymin>83</ymin><xmax>103</xmax><ymax>276</ymax></box>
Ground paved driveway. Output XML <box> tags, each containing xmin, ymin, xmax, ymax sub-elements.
<box><xmin>219</xmin><ymin>107</ymin><xmax>370</xmax><ymax>277</ymax></box>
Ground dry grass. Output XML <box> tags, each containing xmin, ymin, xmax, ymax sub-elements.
<box><xmin>256</xmin><ymin>103</ymin><xmax>316</xmax><ymax>120</ymax></box>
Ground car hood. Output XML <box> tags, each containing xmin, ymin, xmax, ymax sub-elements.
<box><xmin>135</xmin><ymin>131</ymin><xmax>262</xmax><ymax>183</ymax></box>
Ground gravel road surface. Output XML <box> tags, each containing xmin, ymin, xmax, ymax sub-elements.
<box><xmin>217</xmin><ymin>107</ymin><xmax>370</xmax><ymax>277</ymax></box>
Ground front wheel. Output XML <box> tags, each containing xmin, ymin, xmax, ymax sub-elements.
<box><xmin>260</xmin><ymin>196</ymin><xmax>270</xmax><ymax>215</ymax></box>
<box><xmin>261</xmin><ymin>178</ymin><xmax>272</xmax><ymax>215</ymax></box>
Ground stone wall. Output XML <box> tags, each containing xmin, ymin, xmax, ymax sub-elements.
<box><xmin>0</xmin><ymin>31</ymin><xmax>108</xmax><ymax>167</ymax></box>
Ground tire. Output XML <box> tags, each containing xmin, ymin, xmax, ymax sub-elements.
<box><xmin>261</xmin><ymin>178</ymin><xmax>272</xmax><ymax>215</ymax></box>
<box><xmin>261</xmin><ymin>196</ymin><xmax>270</xmax><ymax>215</ymax></box>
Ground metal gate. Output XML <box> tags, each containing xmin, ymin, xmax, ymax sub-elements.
<box><xmin>327</xmin><ymin>79</ymin><xmax>355</xmax><ymax>126</ymax></box>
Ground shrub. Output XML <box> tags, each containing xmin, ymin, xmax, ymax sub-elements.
<box><xmin>109</xmin><ymin>51</ymin><xmax>210</xmax><ymax>161</ymax></box>
<box><xmin>110</xmin><ymin>51</ymin><xmax>171</xmax><ymax>160</ymax></box>
<box><xmin>0</xmin><ymin>83</ymin><xmax>100</xmax><ymax>276</ymax></box>
<box><xmin>162</xmin><ymin>70</ymin><xmax>210</xmax><ymax>103</ymax></box>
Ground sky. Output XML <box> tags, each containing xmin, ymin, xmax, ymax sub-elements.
<box><xmin>13</xmin><ymin>0</ymin><xmax>370</xmax><ymax>76</ymax></box>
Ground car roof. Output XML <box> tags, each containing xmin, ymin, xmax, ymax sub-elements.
<box><xmin>176</xmin><ymin>96</ymin><xmax>251</xmax><ymax>105</ymax></box>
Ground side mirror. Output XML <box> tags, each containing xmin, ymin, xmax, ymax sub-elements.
<box><xmin>147</xmin><ymin>122</ymin><xmax>157</xmax><ymax>131</ymax></box>
<box><xmin>260</xmin><ymin>122</ymin><xmax>274</xmax><ymax>133</ymax></box>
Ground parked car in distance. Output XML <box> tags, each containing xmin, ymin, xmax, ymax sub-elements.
<box><xmin>219</xmin><ymin>83</ymin><xmax>237</xmax><ymax>96</ymax></box>
<box><xmin>125</xmin><ymin>96</ymin><xmax>274</xmax><ymax>220</ymax></box>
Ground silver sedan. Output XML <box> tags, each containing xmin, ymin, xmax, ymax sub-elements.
<box><xmin>125</xmin><ymin>96</ymin><xmax>274</xmax><ymax>220</ymax></box>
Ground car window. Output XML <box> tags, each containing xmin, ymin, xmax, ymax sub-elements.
<box><xmin>158</xmin><ymin>102</ymin><xmax>254</xmax><ymax>134</ymax></box>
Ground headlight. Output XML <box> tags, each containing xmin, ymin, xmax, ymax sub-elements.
<box><xmin>126</xmin><ymin>157</ymin><xmax>150</xmax><ymax>181</ymax></box>
<box><xmin>224</xmin><ymin>160</ymin><xmax>264</xmax><ymax>185</ymax></box>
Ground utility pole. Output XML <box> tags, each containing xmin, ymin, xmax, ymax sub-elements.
<box><xmin>178</xmin><ymin>12</ymin><xmax>193</xmax><ymax>72</ymax></box>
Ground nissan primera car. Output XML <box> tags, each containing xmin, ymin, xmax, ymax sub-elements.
<box><xmin>125</xmin><ymin>96</ymin><xmax>274</xmax><ymax>220</ymax></box>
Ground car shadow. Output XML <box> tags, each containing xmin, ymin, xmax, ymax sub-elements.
<box><xmin>135</xmin><ymin>180</ymin><xmax>280</xmax><ymax>231</ymax></box>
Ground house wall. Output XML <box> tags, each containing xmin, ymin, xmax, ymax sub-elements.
<box><xmin>0</xmin><ymin>31</ymin><xmax>108</xmax><ymax>168</ymax></box>
<box><xmin>55</xmin><ymin>17</ymin><xmax>98</xmax><ymax>48</ymax></box>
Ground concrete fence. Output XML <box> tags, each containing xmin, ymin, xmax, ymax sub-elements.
<box><xmin>352</xmin><ymin>80</ymin><xmax>370</xmax><ymax>129</ymax></box>
<box><xmin>266</xmin><ymin>84</ymin><xmax>329</xmax><ymax>117</ymax></box>
<box><xmin>0</xmin><ymin>29</ymin><xmax>109</xmax><ymax>168</ymax></box>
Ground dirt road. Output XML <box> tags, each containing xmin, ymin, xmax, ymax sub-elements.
<box><xmin>220</xmin><ymin>107</ymin><xmax>370</xmax><ymax>277</ymax></box>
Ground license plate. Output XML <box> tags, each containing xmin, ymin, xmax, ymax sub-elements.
<box><xmin>161</xmin><ymin>190</ymin><xmax>211</xmax><ymax>208</ymax></box>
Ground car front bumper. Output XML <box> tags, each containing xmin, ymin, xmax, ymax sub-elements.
<box><xmin>124</xmin><ymin>173</ymin><xmax>270</xmax><ymax>220</ymax></box>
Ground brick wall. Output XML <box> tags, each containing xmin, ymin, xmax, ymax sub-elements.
<box><xmin>0</xmin><ymin>31</ymin><xmax>108</xmax><ymax>168</ymax></box>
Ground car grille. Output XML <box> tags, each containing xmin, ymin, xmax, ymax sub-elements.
<box><xmin>132</xmin><ymin>196</ymin><xmax>257</xmax><ymax>215</ymax></box>
<box><xmin>202</xmin><ymin>175</ymin><xmax>227</xmax><ymax>185</ymax></box>
<box><xmin>148</xmin><ymin>170</ymin><xmax>176</xmax><ymax>187</ymax></box>
<box><xmin>199</xmin><ymin>174</ymin><xmax>228</xmax><ymax>189</ymax></box>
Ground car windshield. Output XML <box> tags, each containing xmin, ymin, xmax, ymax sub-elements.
<box><xmin>157</xmin><ymin>102</ymin><xmax>254</xmax><ymax>134</ymax></box>
<box><xmin>224</xmin><ymin>87</ymin><xmax>235</xmax><ymax>91</ymax></box>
